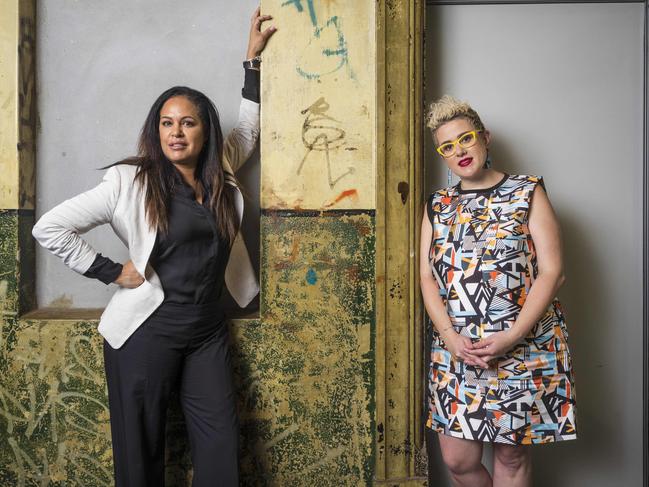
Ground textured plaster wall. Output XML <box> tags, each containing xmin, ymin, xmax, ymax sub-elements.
<box><xmin>0</xmin><ymin>1</ymin><xmax>19</xmax><ymax>209</ymax></box>
<box><xmin>261</xmin><ymin>0</ymin><xmax>376</xmax><ymax>210</ymax></box>
<box><xmin>258</xmin><ymin>0</ymin><xmax>377</xmax><ymax>484</ymax></box>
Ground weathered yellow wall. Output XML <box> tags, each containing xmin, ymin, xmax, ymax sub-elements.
<box><xmin>258</xmin><ymin>1</ymin><xmax>378</xmax><ymax>484</ymax></box>
<box><xmin>261</xmin><ymin>0</ymin><xmax>376</xmax><ymax>210</ymax></box>
<box><xmin>0</xmin><ymin>0</ymin><xmax>19</xmax><ymax>209</ymax></box>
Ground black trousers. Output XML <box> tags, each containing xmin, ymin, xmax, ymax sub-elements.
<box><xmin>103</xmin><ymin>302</ymin><xmax>238</xmax><ymax>487</ymax></box>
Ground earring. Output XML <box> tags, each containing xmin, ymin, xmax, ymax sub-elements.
<box><xmin>447</xmin><ymin>167</ymin><xmax>453</xmax><ymax>187</ymax></box>
<box><xmin>484</xmin><ymin>153</ymin><xmax>492</xmax><ymax>169</ymax></box>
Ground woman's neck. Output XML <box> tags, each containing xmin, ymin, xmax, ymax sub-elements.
<box><xmin>172</xmin><ymin>162</ymin><xmax>197</xmax><ymax>187</ymax></box>
<box><xmin>172</xmin><ymin>162</ymin><xmax>203</xmax><ymax>203</ymax></box>
<box><xmin>459</xmin><ymin>168</ymin><xmax>505</xmax><ymax>190</ymax></box>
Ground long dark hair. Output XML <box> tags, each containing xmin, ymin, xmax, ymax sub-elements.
<box><xmin>111</xmin><ymin>86</ymin><xmax>239</xmax><ymax>245</ymax></box>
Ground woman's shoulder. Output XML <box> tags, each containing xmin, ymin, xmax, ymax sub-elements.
<box><xmin>507</xmin><ymin>174</ymin><xmax>543</xmax><ymax>185</ymax></box>
<box><xmin>503</xmin><ymin>174</ymin><xmax>546</xmax><ymax>191</ymax></box>
<box><xmin>104</xmin><ymin>162</ymin><xmax>140</xmax><ymax>183</ymax></box>
<box><xmin>428</xmin><ymin>185</ymin><xmax>454</xmax><ymax>201</ymax></box>
<box><xmin>101</xmin><ymin>163</ymin><xmax>143</xmax><ymax>197</ymax></box>
<box><xmin>108</xmin><ymin>163</ymin><xmax>139</xmax><ymax>176</ymax></box>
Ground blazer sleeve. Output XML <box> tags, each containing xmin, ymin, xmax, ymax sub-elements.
<box><xmin>222</xmin><ymin>98</ymin><xmax>260</xmax><ymax>174</ymax></box>
<box><xmin>32</xmin><ymin>166</ymin><xmax>122</xmax><ymax>275</ymax></box>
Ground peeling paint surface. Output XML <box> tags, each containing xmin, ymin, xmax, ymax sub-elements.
<box><xmin>0</xmin><ymin>211</ymin><xmax>19</xmax><ymax>322</ymax></box>
<box><xmin>258</xmin><ymin>213</ymin><xmax>375</xmax><ymax>485</ymax></box>
<box><xmin>0</xmin><ymin>318</ymin><xmax>112</xmax><ymax>486</ymax></box>
<box><xmin>17</xmin><ymin>3</ymin><xmax>36</xmax><ymax>210</ymax></box>
<box><xmin>0</xmin><ymin>312</ymin><xmax>378</xmax><ymax>486</ymax></box>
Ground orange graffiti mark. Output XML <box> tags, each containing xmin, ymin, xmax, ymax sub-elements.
<box><xmin>324</xmin><ymin>189</ymin><xmax>358</xmax><ymax>208</ymax></box>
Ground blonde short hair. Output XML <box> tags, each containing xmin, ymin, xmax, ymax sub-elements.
<box><xmin>426</xmin><ymin>95</ymin><xmax>485</xmax><ymax>143</ymax></box>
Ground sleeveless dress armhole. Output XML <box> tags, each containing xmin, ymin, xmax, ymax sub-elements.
<box><xmin>529</xmin><ymin>176</ymin><xmax>546</xmax><ymax>199</ymax></box>
<box><xmin>525</xmin><ymin>176</ymin><xmax>546</xmax><ymax>218</ymax></box>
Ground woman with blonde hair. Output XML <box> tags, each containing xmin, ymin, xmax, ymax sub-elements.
<box><xmin>421</xmin><ymin>95</ymin><xmax>577</xmax><ymax>486</ymax></box>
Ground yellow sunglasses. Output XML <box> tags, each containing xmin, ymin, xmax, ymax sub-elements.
<box><xmin>436</xmin><ymin>130</ymin><xmax>482</xmax><ymax>158</ymax></box>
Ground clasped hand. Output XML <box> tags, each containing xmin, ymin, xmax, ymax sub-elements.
<box><xmin>445</xmin><ymin>330</ymin><xmax>518</xmax><ymax>369</ymax></box>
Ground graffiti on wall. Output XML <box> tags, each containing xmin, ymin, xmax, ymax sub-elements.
<box><xmin>262</xmin><ymin>0</ymin><xmax>375</xmax><ymax>208</ymax></box>
<box><xmin>297</xmin><ymin>97</ymin><xmax>354</xmax><ymax>189</ymax></box>
<box><xmin>0</xmin><ymin>325</ymin><xmax>113</xmax><ymax>486</ymax></box>
<box><xmin>281</xmin><ymin>0</ymin><xmax>354</xmax><ymax>80</ymax></box>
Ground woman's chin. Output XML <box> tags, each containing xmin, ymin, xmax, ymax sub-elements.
<box><xmin>452</xmin><ymin>166</ymin><xmax>480</xmax><ymax>180</ymax></box>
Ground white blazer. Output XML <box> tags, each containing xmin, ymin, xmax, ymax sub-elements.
<box><xmin>33</xmin><ymin>98</ymin><xmax>260</xmax><ymax>349</ymax></box>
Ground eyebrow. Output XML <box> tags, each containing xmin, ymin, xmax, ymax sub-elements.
<box><xmin>439</xmin><ymin>130</ymin><xmax>472</xmax><ymax>145</ymax></box>
<box><xmin>159</xmin><ymin>115</ymin><xmax>197</xmax><ymax>121</ymax></box>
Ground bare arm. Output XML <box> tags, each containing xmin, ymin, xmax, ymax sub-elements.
<box><xmin>223</xmin><ymin>7</ymin><xmax>276</xmax><ymax>173</ymax></box>
<box><xmin>420</xmin><ymin>204</ymin><xmax>489</xmax><ymax>368</ymax></box>
<box><xmin>473</xmin><ymin>184</ymin><xmax>565</xmax><ymax>359</ymax></box>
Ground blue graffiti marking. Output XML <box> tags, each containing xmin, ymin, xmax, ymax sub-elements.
<box><xmin>306</xmin><ymin>268</ymin><xmax>318</xmax><ymax>285</ymax></box>
<box><xmin>281</xmin><ymin>0</ymin><xmax>318</xmax><ymax>27</ymax></box>
<box><xmin>296</xmin><ymin>16</ymin><xmax>350</xmax><ymax>80</ymax></box>
<box><xmin>281</xmin><ymin>1</ymin><xmax>353</xmax><ymax>80</ymax></box>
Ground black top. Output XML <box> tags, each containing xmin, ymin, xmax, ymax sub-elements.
<box><xmin>455</xmin><ymin>173</ymin><xmax>509</xmax><ymax>194</ymax></box>
<box><xmin>149</xmin><ymin>175</ymin><xmax>230</xmax><ymax>304</ymax></box>
<box><xmin>86</xmin><ymin>173</ymin><xmax>230</xmax><ymax>304</ymax></box>
<box><xmin>84</xmin><ymin>66</ymin><xmax>259</xmax><ymax>297</ymax></box>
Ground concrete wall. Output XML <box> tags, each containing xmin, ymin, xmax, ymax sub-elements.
<box><xmin>424</xmin><ymin>4</ymin><xmax>644</xmax><ymax>486</ymax></box>
<box><xmin>35</xmin><ymin>0</ymin><xmax>261</xmax><ymax>308</ymax></box>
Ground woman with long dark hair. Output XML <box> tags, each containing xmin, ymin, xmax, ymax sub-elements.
<box><xmin>32</xmin><ymin>9</ymin><xmax>276</xmax><ymax>486</ymax></box>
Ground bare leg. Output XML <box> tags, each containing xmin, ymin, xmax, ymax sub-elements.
<box><xmin>492</xmin><ymin>443</ymin><xmax>532</xmax><ymax>487</ymax></box>
<box><xmin>438</xmin><ymin>434</ymin><xmax>492</xmax><ymax>487</ymax></box>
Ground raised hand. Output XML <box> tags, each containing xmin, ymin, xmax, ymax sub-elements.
<box><xmin>247</xmin><ymin>6</ymin><xmax>277</xmax><ymax>60</ymax></box>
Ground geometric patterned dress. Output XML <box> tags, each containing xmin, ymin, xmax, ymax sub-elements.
<box><xmin>425</xmin><ymin>174</ymin><xmax>577</xmax><ymax>444</ymax></box>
